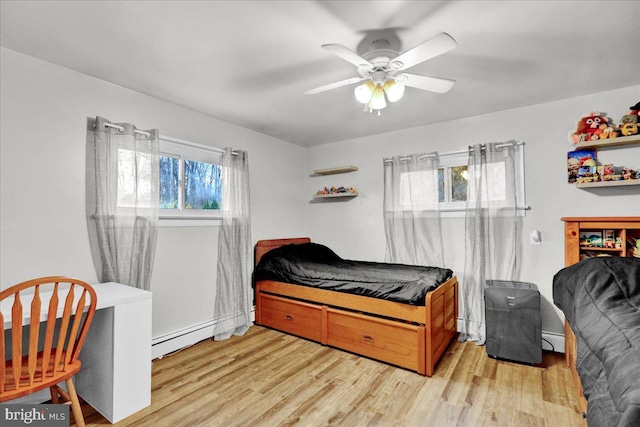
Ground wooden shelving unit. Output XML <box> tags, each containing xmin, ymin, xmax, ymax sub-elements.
<box><xmin>573</xmin><ymin>134</ymin><xmax>640</xmax><ymax>189</ymax></box>
<box><xmin>563</xmin><ymin>217</ymin><xmax>640</xmax><ymax>263</ymax></box>
<box><xmin>312</xmin><ymin>166</ymin><xmax>358</xmax><ymax>175</ymax></box>
<box><xmin>313</xmin><ymin>192</ymin><xmax>358</xmax><ymax>199</ymax></box>
<box><xmin>312</xmin><ymin>165</ymin><xmax>359</xmax><ymax>201</ymax></box>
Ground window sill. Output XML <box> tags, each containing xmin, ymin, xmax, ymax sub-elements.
<box><xmin>159</xmin><ymin>217</ymin><xmax>222</xmax><ymax>227</ymax></box>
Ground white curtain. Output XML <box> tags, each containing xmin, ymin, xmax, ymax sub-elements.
<box><xmin>86</xmin><ymin>116</ymin><xmax>159</xmax><ymax>290</ymax></box>
<box><xmin>460</xmin><ymin>142</ymin><xmax>520</xmax><ymax>343</ymax></box>
<box><xmin>213</xmin><ymin>148</ymin><xmax>252</xmax><ymax>340</ymax></box>
<box><xmin>383</xmin><ymin>153</ymin><xmax>444</xmax><ymax>267</ymax></box>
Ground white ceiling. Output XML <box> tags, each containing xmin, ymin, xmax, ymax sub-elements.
<box><xmin>2</xmin><ymin>1</ymin><xmax>639</xmax><ymax>147</ymax></box>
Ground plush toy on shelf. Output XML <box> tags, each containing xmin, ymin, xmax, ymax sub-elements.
<box><xmin>568</xmin><ymin>112</ymin><xmax>614</xmax><ymax>144</ymax></box>
<box><xmin>618</xmin><ymin>102</ymin><xmax>640</xmax><ymax>137</ymax></box>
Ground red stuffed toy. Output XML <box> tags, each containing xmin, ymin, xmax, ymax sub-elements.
<box><xmin>569</xmin><ymin>112</ymin><xmax>611</xmax><ymax>144</ymax></box>
<box><xmin>576</xmin><ymin>112</ymin><xmax>607</xmax><ymax>139</ymax></box>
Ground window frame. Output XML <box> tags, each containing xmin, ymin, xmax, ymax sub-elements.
<box><xmin>158</xmin><ymin>135</ymin><xmax>224</xmax><ymax>226</ymax></box>
<box><xmin>400</xmin><ymin>143</ymin><xmax>527</xmax><ymax>218</ymax></box>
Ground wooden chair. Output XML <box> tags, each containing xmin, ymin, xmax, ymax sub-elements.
<box><xmin>0</xmin><ymin>276</ymin><xmax>97</xmax><ymax>427</ymax></box>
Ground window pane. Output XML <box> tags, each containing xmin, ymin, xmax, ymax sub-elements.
<box><xmin>486</xmin><ymin>161</ymin><xmax>506</xmax><ymax>201</ymax></box>
<box><xmin>451</xmin><ymin>166</ymin><xmax>468</xmax><ymax>202</ymax></box>
<box><xmin>159</xmin><ymin>155</ymin><xmax>179</xmax><ymax>209</ymax></box>
<box><xmin>184</xmin><ymin>160</ymin><xmax>222</xmax><ymax>210</ymax></box>
<box><xmin>399</xmin><ymin>170</ymin><xmax>439</xmax><ymax>210</ymax></box>
<box><xmin>117</xmin><ymin>148</ymin><xmax>153</xmax><ymax>208</ymax></box>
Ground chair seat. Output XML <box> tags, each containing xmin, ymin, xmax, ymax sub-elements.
<box><xmin>1</xmin><ymin>350</ymin><xmax>82</xmax><ymax>401</ymax></box>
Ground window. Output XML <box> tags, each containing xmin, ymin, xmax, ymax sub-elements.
<box><xmin>401</xmin><ymin>144</ymin><xmax>526</xmax><ymax>217</ymax></box>
<box><xmin>158</xmin><ymin>136</ymin><xmax>223</xmax><ymax>221</ymax></box>
<box><xmin>117</xmin><ymin>148</ymin><xmax>156</xmax><ymax>209</ymax></box>
<box><xmin>114</xmin><ymin>135</ymin><xmax>224</xmax><ymax>225</ymax></box>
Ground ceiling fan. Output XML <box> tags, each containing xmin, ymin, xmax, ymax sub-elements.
<box><xmin>306</xmin><ymin>32</ymin><xmax>457</xmax><ymax>114</ymax></box>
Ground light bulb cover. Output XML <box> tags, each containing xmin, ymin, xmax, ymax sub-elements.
<box><xmin>383</xmin><ymin>80</ymin><xmax>405</xmax><ymax>103</ymax></box>
<box><xmin>354</xmin><ymin>81</ymin><xmax>375</xmax><ymax>104</ymax></box>
<box><xmin>369</xmin><ymin>85</ymin><xmax>387</xmax><ymax>110</ymax></box>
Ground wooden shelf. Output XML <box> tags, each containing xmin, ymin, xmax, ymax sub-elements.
<box><xmin>313</xmin><ymin>192</ymin><xmax>358</xmax><ymax>199</ymax></box>
<box><xmin>573</xmin><ymin>134</ymin><xmax>640</xmax><ymax>150</ymax></box>
<box><xmin>312</xmin><ymin>166</ymin><xmax>358</xmax><ymax>175</ymax></box>
<box><xmin>580</xmin><ymin>247</ymin><xmax>622</xmax><ymax>252</ymax></box>
<box><xmin>576</xmin><ymin>179</ymin><xmax>640</xmax><ymax>188</ymax></box>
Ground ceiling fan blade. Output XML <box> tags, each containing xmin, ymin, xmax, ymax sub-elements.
<box><xmin>305</xmin><ymin>76</ymin><xmax>367</xmax><ymax>95</ymax></box>
<box><xmin>397</xmin><ymin>73</ymin><xmax>455</xmax><ymax>93</ymax></box>
<box><xmin>322</xmin><ymin>44</ymin><xmax>374</xmax><ymax>70</ymax></box>
<box><xmin>389</xmin><ymin>32</ymin><xmax>457</xmax><ymax>71</ymax></box>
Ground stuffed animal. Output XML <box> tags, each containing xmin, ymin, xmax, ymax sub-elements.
<box><xmin>618</xmin><ymin>102</ymin><xmax>640</xmax><ymax>134</ymax></box>
<box><xmin>593</xmin><ymin>123</ymin><xmax>619</xmax><ymax>140</ymax></box>
<box><xmin>569</xmin><ymin>112</ymin><xmax>612</xmax><ymax>144</ymax></box>
<box><xmin>619</xmin><ymin>121</ymin><xmax>639</xmax><ymax>136</ymax></box>
<box><xmin>576</xmin><ymin>112</ymin><xmax>606</xmax><ymax>136</ymax></box>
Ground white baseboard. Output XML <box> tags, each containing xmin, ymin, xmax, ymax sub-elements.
<box><xmin>151</xmin><ymin>309</ymin><xmax>255</xmax><ymax>359</ymax></box>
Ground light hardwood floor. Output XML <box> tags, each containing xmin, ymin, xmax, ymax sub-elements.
<box><xmin>76</xmin><ymin>326</ymin><xmax>583</xmax><ymax>426</ymax></box>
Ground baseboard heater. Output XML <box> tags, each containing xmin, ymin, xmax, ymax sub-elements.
<box><xmin>151</xmin><ymin>308</ymin><xmax>255</xmax><ymax>359</ymax></box>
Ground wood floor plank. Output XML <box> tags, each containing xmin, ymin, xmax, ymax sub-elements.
<box><xmin>73</xmin><ymin>326</ymin><xmax>583</xmax><ymax>427</ymax></box>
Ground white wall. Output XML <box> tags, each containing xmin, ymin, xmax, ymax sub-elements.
<box><xmin>2</xmin><ymin>45</ymin><xmax>638</xmax><ymax>343</ymax></box>
<box><xmin>306</xmin><ymin>85</ymin><xmax>640</xmax><ymax>335</ymax></box>
<box><xmin>0</xmin><ymin>47</ymin><xmax>307</xmax><ymax>338</ymax></box>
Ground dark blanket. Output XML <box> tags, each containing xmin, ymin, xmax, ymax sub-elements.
<box><xmin>553</xmin><ymin>257</ymin><xmax>640</xmax><ymax>427</ymax></box>
<box><xmin>254</xmin><ymin>243</ymin><xmax>453</xmax><ymax>306</ymax></box>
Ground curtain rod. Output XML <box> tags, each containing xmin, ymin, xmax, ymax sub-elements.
<box><xmin>159</xmin><ymin>134</ymin><xmax>239</xmax><ymax>156</ymax></box>
<box><xmin>383</xmin><ymin>153</ymin><xmax>437</xmax><ymax>164</ymax></box>
<box><xmin>100</xmin><ymin>127</ymin><xmax>239</xmax><ymax>157</ymax></box>
<box><xmin>103</xmin><ymin>122</ymin><xmax>152</xmax><ymax>137</ymax></box>
<box><xmin>469</xmin><ymin>140</ymin><xmax>525</xmax><ymax>152</ymax></box>
<box><xmin>383</xmin><ymin>140</ymin><xmax>525</xmax><ymax>164</ymax></box>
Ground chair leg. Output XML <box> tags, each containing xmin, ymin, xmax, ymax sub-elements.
<box><xmin>50</xmin><ymin>386</ymin><xmax>60</xmax><ymax>404</ymax></box>
<box><xmin>65</xmin><ymin>378</ymin><xmax>85</xmax><ymax>427</ymax></box>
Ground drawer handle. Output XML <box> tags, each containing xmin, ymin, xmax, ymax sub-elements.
<box><xmin>362</xmin><ymin>334</ymin><xmax>375</xmax><ymax>343</ymax></box>
<box><xmin>284</xmin><ymin>315</ymin><xmax>293</xmax><ymax>321</ymax></box>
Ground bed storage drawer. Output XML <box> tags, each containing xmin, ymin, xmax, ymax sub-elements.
<box><xmin>326</xmin><ymin>308</ymin><xmax>421</xmax><ymax>371</ymax></box>
<box><xmin>259</xmin><ymin>294</ymin><xmax>323</xmax><ymax>342</ymax></box>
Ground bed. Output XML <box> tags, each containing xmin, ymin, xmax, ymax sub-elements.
<box><xmin>253</xmin><ymin>238</ymin><xmax>458</xmax><ymax>376</ymax></box>
<box><xmin>553</xmin><ymin>256</ymin><xmax>640</xmax><ymax>426</ymax></box>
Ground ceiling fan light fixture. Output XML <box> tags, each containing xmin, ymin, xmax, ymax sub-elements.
<box><xmin>369</xmin><ymin>85</ymin><xmax>387</xmax><ymax>110</ymax></box>
<box><xmin>354</xmin><ymin>80</ymin><xmax>376</xmax><ymax>104</ymax></box>
<box><xmin>383</xmin><ymin>80</ymin><xmax>405</xmax><ymax>103</ymax></box>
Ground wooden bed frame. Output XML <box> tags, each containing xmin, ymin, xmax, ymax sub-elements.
<box><xmin>254</xmin><ymin>238</ymin><xmax>459</xmax><ymax>376</ymax></box>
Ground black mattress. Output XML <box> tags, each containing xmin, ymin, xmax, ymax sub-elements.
<box><xmin>254</xmin><ymin>243</ymin><xmax>453</xmax><ymax>306</ymax></box>
<box><xmin>553</xmin><ymin>257</ymin><xmax>640</xmax><ymax>427</ymax></box>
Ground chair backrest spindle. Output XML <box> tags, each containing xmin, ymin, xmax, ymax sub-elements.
<box><xmin>53</xmin><ymin>284</ymin><xmax>75</xmax><ymax>373</ymax></box>
<box><xmin>42</xmin><ymin>282</ymin><xmax>59</xmax><ymax>379</ymax></box>
<box><xmin>11</xmin><ymin>293</ymin><xmax>23</xmax><ymax>390</ymax></box>
<box><xmin>65</xmin><ymin>289</ymin><xmax>87</xmax><ymax>365</ymax></box>
<box><xmin>28</xmin><ymin>286</ymin><xmax>42</xmax><ymax>385</ymax></box>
